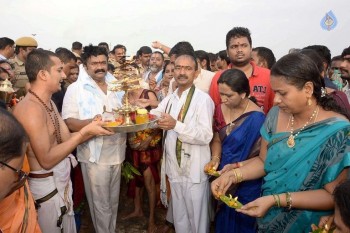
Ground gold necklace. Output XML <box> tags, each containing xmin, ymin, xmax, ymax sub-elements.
<box><xmin>226</xmin><ymin>99</ymin><xmax>250</xmax><ymax>135</ymax></box>
<box><xmin>287</xmin><ymin>106</ymin><xmax>319</xmax><ymax>148</ymax></box>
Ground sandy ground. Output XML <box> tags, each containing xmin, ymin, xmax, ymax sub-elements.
<box><xmin>78</xmin><ymin>179</ymin><xmax>175</xmax><ymax>233</ymax></box>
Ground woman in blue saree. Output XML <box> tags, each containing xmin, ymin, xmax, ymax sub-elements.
<box><xmin>204</xmin><ymin>69</ymin><xmax>265</xmax><ymax>233</ymax></box>
<box><xmin>211</xmin><ymin>53</ymin><xmax>350</xmax><ymax>233</ymax></box>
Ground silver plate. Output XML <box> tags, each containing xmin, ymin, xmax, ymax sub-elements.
<box><xmin>103</xmin><ymin>115</ymin><xmax>159</xmax><ymax>133</ymax></box>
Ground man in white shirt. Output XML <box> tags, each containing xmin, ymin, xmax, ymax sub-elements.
<box><xmin>0</xmin><ymin>37</ymin><xmax>15</xmax><ymax>60</ymax></box>
<box><xmin>151</xmin><ymin>54</ymin><xmax>214</xmax><ymax>233</ymax></box>
<box><xmin>193</xmin><ymin>64</ymin><xmax>215</xmax><ymax>94</ymax></box>
<box><xmin>62</xmin><ymin>45</ymin><xmax>126</xmax><ymax>233</ymax></box>
<box><xmin>144</xmin><ymin>51</ymin><xmax>164</xmax><ymax>90</ymax></box>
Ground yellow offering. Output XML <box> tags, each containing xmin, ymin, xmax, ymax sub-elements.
<box><xmin>220</xmin><ymin>194</ymin><xmax>243</xmax><ymax>209</ymax></box>
<box><xmin>311</xmin><ymin>225</ymin><xmax>334</xmax><ymax>233</ymax></box>
<box><xmin>103</xmin><ymin>120</ymin><xmax>122</xmax><ymax>127</ymax></box>
<box><xmin>207</xmin><ymin>167</ymin><xmax>220</xmax><ymax>177</ymax></box>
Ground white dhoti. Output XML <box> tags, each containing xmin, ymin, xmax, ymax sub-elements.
<box><xmin>80</xmin><ymin>162</ymin><xmax>122</xmax><ymax>233</ymax></box>
<box><xmin>153</xmin><ymin>85</ymin><xmax>213</xmax><ymax>233</ymax></box>
<box><xmin>28</xmin><ymin>157</ymin><xmax>76</xmax><ymax>233</ymax></box>
<box><xmin>170</xmin><ymin>180</ymin><xmax>210</xmax><ymax>233</ymax></box>
<box><xmin>165</xmin><ymin>199</ymin><xmax>174</xmax><ymax>223</ymax></box>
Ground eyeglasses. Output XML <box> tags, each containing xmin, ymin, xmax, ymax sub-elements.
<box><xmin>0</xmin><ymin>161</ymin><xmax>28</xmax><ymax>183</ymax></box>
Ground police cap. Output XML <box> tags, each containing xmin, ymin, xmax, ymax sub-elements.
<box><xmin>15</xmin><ymin>37</ymin><xmax>38</xmax><ymax>47</ymax></box>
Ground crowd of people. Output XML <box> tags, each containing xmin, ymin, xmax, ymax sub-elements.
<box><xmin>0</xmin><ymin>25</ymin><xmax>350</xmax><ymax>233</ymax></box>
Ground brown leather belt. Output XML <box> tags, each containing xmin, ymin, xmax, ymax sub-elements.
<box><xmin>28</xmin><ymin>171</ymin><xmax>54</xmax><ymax>178</ymax></box>
<box><xmin>35</xmin><ymin>188</ymin><xmax>58</xmax><ymax>209</ymax></box>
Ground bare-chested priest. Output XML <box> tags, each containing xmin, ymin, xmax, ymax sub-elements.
<box><xmin>13</xmin><ymin>49</ymin><xmax>113</xmax><ymax>233</ymax></box>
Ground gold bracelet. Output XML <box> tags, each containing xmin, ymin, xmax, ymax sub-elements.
<box><xmin>237</xmin><ymin>168</ymin><xmax>243</xmax><ymax>183</ymax></box>
<box><xmin>233</xmin><ymin>168</ymin><xmax>243</xmax><ymax>183</ymax></box>
<box><xmin>286</xmin><ymin>192</ymin><xmax>292</xmax><ymax>210</ymax></box>
<box><xmin>232</xmin><ymin>169</ymin><xmax>238</xmax><ymax>183</ymax></box>
<box><xmin>276</xmin><ymin>194</ymin><xmax>281</xmax><ymax>207</ymax></box>
<box><xmin>272</xmin><ymin>194</ymin><xmax>279</xmax><ymax>207</ymax></box>
<box><xmin>272</xmin><ymin>194</ymin><xmax>281</xmax><ymax>207</ymax></box>
<box><xmin>212</xmin><ymin>155</ymin><xmax>221</xmax><ymax>161</ymax></box>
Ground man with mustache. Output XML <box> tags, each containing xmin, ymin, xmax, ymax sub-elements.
<box><xmin>151</xmin><ymin>53</ymin><xmax>214</xmax><ymax>233</ymax></box>
<box><xmin>340</xmin><ymin>46</ymin><xmax>350</xmax><ymax>102</ymax></box>
<box><xmin>209</xmin><ymin>27</ymin><xmax>274</xmax><ymax>113</ymax></box>
<box><xmin>144</xmin><ymin>51</ymin><xmax>164</xmax><ymax>90</ymax></box>
<box><xmin>62</xmin><ymin>45</ymin><xmax>127</xmax><ymax>233</ymax></box>
<box><xmin>137</xmin><ymin>46</ymin><xmax>152</xmax><ymax>77</ymax></box>
<box><xmin>109</xmin><ymin>44</ymin><xmax>127</xmax><ymax>70</ymax></box>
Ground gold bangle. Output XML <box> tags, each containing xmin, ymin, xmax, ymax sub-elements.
<box><xmin>232</xmin><ymin>169</ymin><xmax>238</xmax><ymax>183</ymax></box>
<box><xmin>212</xmin><ymin>155</ymin><xmax>221</xmax><ymax>161</ymax></box>
<box><xmin>276</xmin><ymin>194</ymin><xmax>281</xmax><ymax>207</ymax></box>
<box><xmin>237</xmin><ymin>168</ymin><xmax>243</xmax><ymax>183</ymax></box>
<box><xmin>272</xmin><ymin>194</ymin><xmax>279</xmax><ymax>207</ymax></box>
<box><xmin>286</xmin><ymin>192</ymin><xmax>292</xmax><ymax>210</ymax></box>
<box><xmin>233</xmin><ymin>168</ymin><xmax>243</xmax><ymax>183</ymax></box>
<box><xmin>272</xmin><ymin>194</ymin><xmax>281</xmax><ymax>207</ymax></box>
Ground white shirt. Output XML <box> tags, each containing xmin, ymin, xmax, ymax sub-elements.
<box><xmin>62</xmin><ymin>74</ymin><xmax>126</xmax><ymax>165</ymax></box>
<box><xmin>151</xmin><ymin>87</ymin><xmax>214</xmax><ymax>183</ymax></box>
<box><xmin>0</xmin><ymin>54</ymin><xmax>6</xmax><ymax>60</ymax></box>
<box><xmin>144</xmin><ymin>69</ymin><xmax>163</xmax><ymax>87</ymax></box>
<box><xmin>342</xmin><ymin>81</ymin><xmax>350</xmax><ymax>102</ymax></box>
<box><xmin>193</xmin><ymin>68</ymin><xmax>215</xmax><ymax>94</ymax></box>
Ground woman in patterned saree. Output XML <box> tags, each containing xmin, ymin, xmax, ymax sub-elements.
<box><xmin>211</xmin><ymin>53</ymin><xmax>350</xmax><ymax>233</ymax></box>
<box><xmin>204</xmin><ymin>69</ymin><xmax>265</xmax><ymax>233</ymax></box>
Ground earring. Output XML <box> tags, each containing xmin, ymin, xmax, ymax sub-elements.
<box><xmin>307</xmin><ymin>98</ymin><xmax>312</xmax><ymax>106</ymax></box>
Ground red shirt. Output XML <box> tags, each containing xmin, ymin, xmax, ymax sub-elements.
<box><xmin>209</xmin><ymin>62</ymin><xmax>274</xmax><ymax>114</ymax></box>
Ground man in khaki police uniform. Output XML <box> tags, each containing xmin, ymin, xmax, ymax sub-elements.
<box><xmin>10</xmin><ymin>36</ymin><xmax>38</xmax><ymax>97</ymax></box>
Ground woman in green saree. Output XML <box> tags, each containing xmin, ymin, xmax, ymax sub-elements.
<box><xmin>211</xmin><ymin>53</ymin><xmax>350</xmax><ymax>233</ymax></box>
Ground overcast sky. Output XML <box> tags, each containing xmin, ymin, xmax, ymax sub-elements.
<box><xmin>3</xmin><ymin>0</ymin><xmax>349</xmax><ymax>59</ymax></box>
